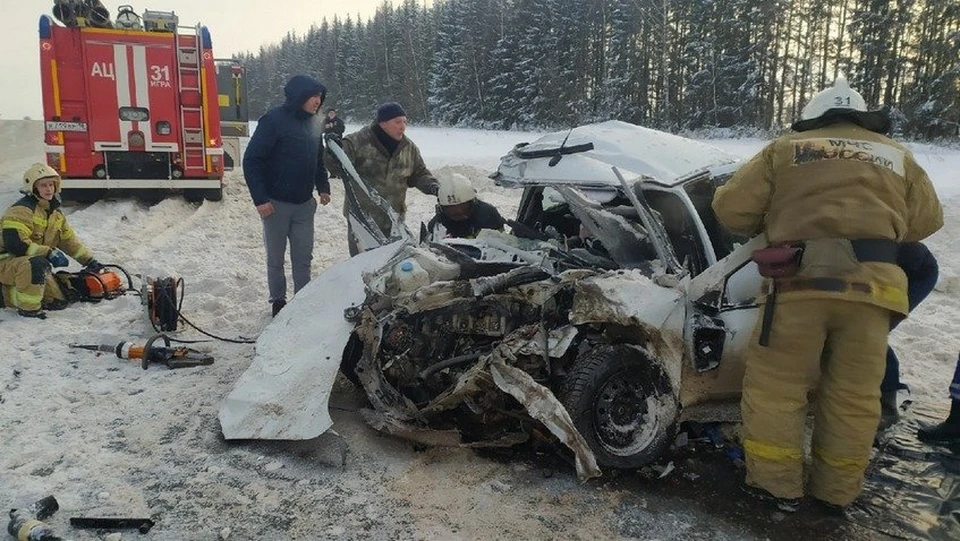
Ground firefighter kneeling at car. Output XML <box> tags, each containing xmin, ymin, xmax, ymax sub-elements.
<box><xmin>0</xmin><ymin>163</ymin><xmax>104</xmax><ymax>319</ymax></box>
<box><xmin>427</xmin><ymin>174</ymin><xmax>506</xmax><ymax>240</ymax></box>
<box><xmin>712</xmin><ymin>76</ymin><xmax>943</xmax><ymax>512</ymax></box>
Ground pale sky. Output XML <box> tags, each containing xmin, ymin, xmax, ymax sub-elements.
<box><xmin>1</xmin><ymin>1</ymin><xmax>410</xmax><ymax>119</ymax></box>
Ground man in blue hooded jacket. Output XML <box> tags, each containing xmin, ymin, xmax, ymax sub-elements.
<box><xmin>243</xmin><ymin>75</ymin><xmax>331</xmax><ymax>317</ymax></box>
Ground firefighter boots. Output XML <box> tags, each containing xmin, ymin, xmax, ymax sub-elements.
<box><xmin>740</xmin><ymin>482</ymin><xmax>801</xmax><ymax>513</ymax></box>
<box><xmin>17</xmin><ymin>308</ymin><xmax>47</xmax><ymax>320</ymax></box>
<box><xmin>917</xmin><ymin>400</ymin><xmax>960</xmax><ymax>445</ymax></box>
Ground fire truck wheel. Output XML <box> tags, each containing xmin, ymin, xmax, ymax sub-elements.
<box><xmin>184</xmin><ymin>188</ymin><xmax>223</xmax><ymax>203</ymax></box>
<box><xmin>60</xmin><ymin>189</ymin><xmax>104</xmax><ymax>204</ymax></box>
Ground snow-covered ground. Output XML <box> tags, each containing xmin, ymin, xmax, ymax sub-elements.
<box><xmin>0</xmin><ymin>119</ymin><xmax>957</xmax><ymax>540</ymax></box>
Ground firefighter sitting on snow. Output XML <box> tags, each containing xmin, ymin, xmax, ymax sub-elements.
<box><xmin>0</xmin><ymin>163</ymin><xmax>103</xmax><ymax>319</ymax></box>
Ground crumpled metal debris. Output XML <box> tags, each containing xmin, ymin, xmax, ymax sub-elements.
<box><xmin>488</xmin><ymin>350</ymin><xmax>601</xmax><ymax>481</ymax></box>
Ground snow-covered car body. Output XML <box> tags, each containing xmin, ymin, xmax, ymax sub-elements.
<box><xmin>220</xmin><ymin>120</ymin><xmax>766</xmax><ymax>480</ymax></box>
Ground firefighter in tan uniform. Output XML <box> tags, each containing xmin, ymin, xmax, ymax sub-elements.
<box><xmin>712</xmin><ymin>76</ymin><xmax>942</xmax><ymax>511</ymax></box>
<box><xmin>0</xmin><ymin>164</ymin><xmax>102</xmax><ymax>319</ymax></box>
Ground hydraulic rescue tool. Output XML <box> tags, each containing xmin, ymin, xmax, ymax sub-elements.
<box><xmin>56</xmin><ymin>264</ymin><xmax>131</xmax><ymax>302</ymax></box>
<box><xmin>7</xmin><ymin>495</ymin><xmax>62</xmax><ymax>541</ymax></box>
<box><xmin>70</xmin><ymin>334</ymin><xmax>214</xmax><ymax>369</ymax></box>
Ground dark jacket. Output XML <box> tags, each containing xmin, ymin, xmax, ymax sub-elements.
<box><xmin>427</xmin><ymin>200</ymin><xmax>506</xmax><ymax>239</ymax></box>
<box><xmin>243</xmin><ymin>75</ymin><xmax>329</xmax><ymax>205</ymax></box>
<box><xmin>898</xmin><ymin>242</ymin><xmax>938</xmax><ymax>311</ymax></box>
<box><xmin>323</xmin><ymin>116</ymin><xmax>345</xmax><ymax>137</ymax></box>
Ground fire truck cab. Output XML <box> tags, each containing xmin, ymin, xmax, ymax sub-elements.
<box><xmin>38</xmin><ymin>4</ymin><xmax>225</xmax><ymax>202</ymax></box>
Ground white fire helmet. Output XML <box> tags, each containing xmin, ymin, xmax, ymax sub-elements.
<box><xmin>800</xmin><ymin>75</ymin><xmax>868</xmax><ymax>121</ymax></box>
<box><xmin>22</xmin><ymin>163</ymin><xmax>61</xmax><ymax>195</ymax></box>
<box><xmin>437</xmin><ymin>174</ymin><xmax>476</xmax><ymax>206</ymax></box>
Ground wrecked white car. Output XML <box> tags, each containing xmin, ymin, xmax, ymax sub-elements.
<box><xmin>220</xmin><ymin>121</ymin><xmax>767</xmax><ymax>480</ymax></box>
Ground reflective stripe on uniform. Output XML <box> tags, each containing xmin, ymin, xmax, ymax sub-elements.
<box><xmin>1</xmin><ymin>220</ymin><xmax>31</xmax><ymax>235</ymax></box>
<box><xmin>812</xmin><ymin>448</ymin><xmax>868</xmax><ymax>470</ymax></box>
<box><xmin>873</xmin><ymin>283</ymin><xmax>906</xmax><ymax>307</ymax></box>
<box><xmin>11</xmin><ymin>288</ymin><xmax>43</xmax><ymax>310</ymax></box>
<box><xmin>777</xmin><ymin>277</ymin><xmax>908</xmax><ymax>314</ymax></box>
<box><xmin>743</xmin><ymin>438</ymin><xmax>803</xmax><ymax>461</ymax></box>
<box><xmin>26</xmin><ymin>243</ymin><xmax>46</xmax><ymax>256</ymax></box>
<box><xmin>69</xmin><ymin>247</ymin><xmax>91</xmax><ymax>261</ymax></box>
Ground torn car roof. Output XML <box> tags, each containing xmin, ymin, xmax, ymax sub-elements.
<box><xmin>494</xmin><ymin>120</ymin><xmax>742</xmax><ymax>188</ymax></box>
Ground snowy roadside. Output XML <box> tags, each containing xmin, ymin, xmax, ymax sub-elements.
<box><xmin>0</xmin><ymin>119</ymin><xmax>957</xmax><ymax>540</ymax></box>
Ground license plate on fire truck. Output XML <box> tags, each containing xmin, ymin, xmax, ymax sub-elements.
<box><xmin>45</xmin><ymin>121</ymin><xmax>88</xmax><ymax>132</ymax></box>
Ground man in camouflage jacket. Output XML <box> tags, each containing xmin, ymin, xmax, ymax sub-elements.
<box><xmin>325</xmin><ymin>102</ymin><xmax>439</xmax><ymax>255</ymax></box>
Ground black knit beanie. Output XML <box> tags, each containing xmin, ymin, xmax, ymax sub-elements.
<box><xmin>376</xmin><ymin>102</ymin><xmax>406</xmax><ymax>123</ymax></box>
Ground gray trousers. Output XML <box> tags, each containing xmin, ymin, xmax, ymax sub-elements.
<box><xmin>262</xmin><ymin>197</ymin><xmax>317</xmax><ymax>302</ymax></box>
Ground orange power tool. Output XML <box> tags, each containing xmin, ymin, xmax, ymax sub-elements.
<box><xmin>70</xmin><ymin>334</ymin><xmax>214</xmax><ymax>369</ymax></box>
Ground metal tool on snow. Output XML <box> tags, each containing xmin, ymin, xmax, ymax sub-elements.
<box><xmin>69</xmin><ymin>516</ymin><xmax>155</xmax><ymax>534</ymax></box>
<box><xmin>70</xmin><ymin>334</ymin><xmax>214</xmax><ymax>369</ymax></box>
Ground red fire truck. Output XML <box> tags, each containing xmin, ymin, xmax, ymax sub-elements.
<box><xmin>38</xmin><ymin>4</ymin><xmax>224</xmax><ymax>202</ymax></box>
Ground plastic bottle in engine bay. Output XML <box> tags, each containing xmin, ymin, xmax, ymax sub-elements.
<box><xmin>394</xmin><ymin>259</ymin><xmax>430</xmax><ymax>293</ymax></box>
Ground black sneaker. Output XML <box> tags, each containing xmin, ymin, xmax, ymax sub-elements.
<box><xmin>271</xmin><ymin>299</ymin><xmax>286</xmax><ymax>317</ymax></box>
<box><xmin>43</xmin><ymin>299</ymin><xmax>70</xmax><ymax>311</ymax></box>
<box><xmin>740</xmin><ymin>482</ymin><xmax>800</xmax><ymax>513</ymax></box>
<box><xmin>17</xmin><ymin>308</ymin><xmax>47</xmax><ymax>319</ymax></box>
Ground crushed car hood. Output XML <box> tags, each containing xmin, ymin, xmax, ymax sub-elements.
<box><xmin>219</xmin><ymin>242</ymin><xmax>404</xmax><ymax>440</ymax></box>
<box><xmin>494</xmin><ymin>120</ymin><xmax>741</xmax><ymax>188</ymax></box>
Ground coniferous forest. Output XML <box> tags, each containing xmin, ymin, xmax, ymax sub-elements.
<box><xmin>236</xmin><ymin>0</ymin><xmax>960</xmax><ymax>139</ymax></box>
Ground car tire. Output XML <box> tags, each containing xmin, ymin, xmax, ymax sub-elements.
<box><xmin>559</xmin><ymin>343</ymin><xmax>678</xmax><ymax>469</ymax></box>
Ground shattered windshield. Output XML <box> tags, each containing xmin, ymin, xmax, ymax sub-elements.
<box><xmin>514</xmin><ymin>182</ymin><xmax>681</xmax><ymax>275</ymax></box>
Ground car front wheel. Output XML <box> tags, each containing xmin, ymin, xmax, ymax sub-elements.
<box><xmin>560</xmin><ymin>343</ymin><xmax>678</xmax><ymax>469</ymax></box>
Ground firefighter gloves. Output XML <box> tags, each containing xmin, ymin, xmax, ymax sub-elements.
<box><xmin>48</xmin><ymin>250</ymin><xmax>69</xmax><ymax>268</ymax></box>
